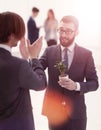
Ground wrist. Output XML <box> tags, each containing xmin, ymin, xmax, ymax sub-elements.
<box><xmin>74</xmin><ymin>82</ymin><xmax>77</xmax><ymax>90</ymax></box>
<box><xmin>29</xmin><ymin>55</ymin><xmax>38</xmax><ymax>60</ymax></box>
<box><xmin>75</xmin><ymin>82</ymin><xmax>80</xmax><ymax>91</ymax></box>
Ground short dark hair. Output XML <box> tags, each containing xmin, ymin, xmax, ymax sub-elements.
<box><xmin>32</xmin><ymin>7</ymin><xmax>39</xmax><ymax>12</ymax></box>
<box><xmin>60</xmin><ymin>15</ymin><xmax>79</xmax><ymax>30</ymax></box>
<box><xmin>0</xmin><ymin>11</ymin><xmax>25</xmax><ymax>43</ymax></box>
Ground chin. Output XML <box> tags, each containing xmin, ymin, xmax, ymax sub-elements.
<box><xmin>61</xmin><ymin>42</ymin><xmax>71</xmax><ymax>47</ymax></box>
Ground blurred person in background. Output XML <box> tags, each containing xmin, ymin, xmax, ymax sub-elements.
<box><xmin>27</xmin><ymin>7</ymin><xmax>40</xmax><ymax>44</ymax></box>
<box><xmin>44</xmin><ymin>9</ymin><xmax>58</xmax><ymax>46</ymax></box>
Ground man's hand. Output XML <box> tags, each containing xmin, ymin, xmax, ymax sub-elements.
<box><xmin>58</xmin><ymin>78</ymin><xmax>77</xmax><ymax>91</ymax></box>
<box><xmin>19</xmin><ymin>36</ymin><xmax>43</xmax><ymax>60</ymax></box>
<box><xmin>27</xmin><ymin>36</ymin><xmax>43</xmax><ymax>59</ymax></box>
<box><xmin>19</xmin><ymin>37</ymin><xmax>29</xmax><ymax>60</ymax></box>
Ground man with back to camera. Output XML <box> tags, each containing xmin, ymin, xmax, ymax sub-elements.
<box><xmin>0</xmin><ymin>11</ymin><xmax>46</xmax><ymax>130</ymax></box>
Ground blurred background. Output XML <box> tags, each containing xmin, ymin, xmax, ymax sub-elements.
<box><xmin>0</xmin><ymin>0</ymin><xmax>101</xmax><ymax>129</ymax></box>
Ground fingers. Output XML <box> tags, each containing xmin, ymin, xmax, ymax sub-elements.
<box><xmin>30</xmin><ymin>36</ymin><xmax>43</xmax><ymax>46</ymax></box>
<box><xmin>27</xmin><ymin>37</ymin><xmax>43</xmax><ymax>59</ymax></box>
<box><xmin>19</xmin><ymin>37</ymin><xmax>29</xmax><ymax>60</ymax></box>
<box><xmin>33</xmin><ymin>36</ymin><xmax>43</xmax><ymax>49</ymax></box>
<box><xmin>34</xmin><ymin>36</ymin><xmax>43</xmax><ymax>44</ymax></box>
<box><xmin>19</xmin><ymin>37</ymin><xmax>25</xmax><ymax>50</ymax></box>
<box><xmin>20</xmin><ymin>37</ymin><xmax>43</xmax><ymax>59</ymax></box>
<box><xmin>26</xmin><ymin>39</ymin><xmax>30</xmax><ymax>48</ymax></box>
<box><xmin>58</xmin><ymin>78</ymin><xmax>75</xmax><ymax>90</ymax></box>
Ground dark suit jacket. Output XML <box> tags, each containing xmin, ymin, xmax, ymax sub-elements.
<box><xmin>27</xmin><ymin>17</ymin><xmax>39</xmax><ymax>44</ymax></box>
<box><xmin>0</xmin><ymin>48</ymin><xmax>46</xmax><ymax>130</ymax></box>
<box><xmin>40</xmin><ymin>44</ymin><xmax>98</xmax><ymax>120</ymax></box>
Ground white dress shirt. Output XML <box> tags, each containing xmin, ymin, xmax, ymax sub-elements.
<box><xmin>0</xmin><ymin>44</ymin><xmax>11</xmax><ymax>53</ymax></box>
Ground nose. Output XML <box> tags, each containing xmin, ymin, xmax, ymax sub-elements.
<box><xmin>61</xmin><ymin>31</ymin><xmax>67</xmax><ymax>37</ymax></box>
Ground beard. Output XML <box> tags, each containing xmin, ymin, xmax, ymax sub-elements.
<box><xmin>59</xmin><ymin>36</ymin><xmax>75</xmax><ymax>47</ymax></box>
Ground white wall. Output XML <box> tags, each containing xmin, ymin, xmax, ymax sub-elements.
<box><xmin>0</xmin><ymin>0</ymin><xmax>101</xmax><ymax>48</ymax></box>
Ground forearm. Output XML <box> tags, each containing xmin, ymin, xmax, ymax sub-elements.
<box><xmin>19</xmin><ymin>59</ymin><xmax>47</xmax><ymax>91</ymax></box>
<box><xmin>79</xmin><ymin>80</ymin><xmax>99</xmax><ymax>95</ymax></box>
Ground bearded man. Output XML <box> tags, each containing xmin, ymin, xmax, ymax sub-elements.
<box><xmin>40</xmin><ymin>15</ymin><xmax>99</xmax><ymax>130</ymax></box>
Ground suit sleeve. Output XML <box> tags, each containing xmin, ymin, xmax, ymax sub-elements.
<box><xmin>39</xmin><ymin>48</ymin><xmax>48</xmax><ymax>70</ymax></box>
<box><xmin>79</xmin><ymin>52</ymin><xmax>99</xmax><ymax>95</ymax></box>
<box><xmin>19</xmin><ymin>59</ymin><xmax>47</xmax><ymax>91</ymax></box>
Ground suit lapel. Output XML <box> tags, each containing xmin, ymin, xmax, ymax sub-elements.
<box><xmin>55</xmin><ymin>44</ymin><xmax>62</xmax><ymax>62</ymax></box>
<box><xmin>54</xmin><ymin>44</ymin><xmax>80</xmax><ymax>75</ymax></box>
<box><xmin>68</xmin><ymin>44</ymin><xmax>79</xmax><ymax>73</ymax></box>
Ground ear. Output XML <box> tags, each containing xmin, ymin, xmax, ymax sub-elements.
<box><xmin>75</xmin><ymin>29</ymin><xmax>79</xmax><ymax>36</ymax></box>
<box><xmin>8</xmin><ymin>34</ymin><xmax>15</xmax><ymax>41</ymax></box>
<box><xmin>8</xmin><ymin>34</ymin><xmax>18</xmax><ymax>47</ymax></box>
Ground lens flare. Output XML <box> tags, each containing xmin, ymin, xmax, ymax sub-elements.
<box><xmin>42</xmin><ymin>89</ymin><xmax>73</xmax><ymax>126</ymax></box>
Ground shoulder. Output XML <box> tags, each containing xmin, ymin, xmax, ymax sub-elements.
<box><xmin>46</xmin><ymin>44</ymin><xmax>59</xmax><ymax>51</ymax></box>
<box><xmin>27</xmin><ymin>17</ymin><xmax>34</xmax><ymax>23</ymax></box>
<box><xmin>43</xmin><ymin>45</ymin><xmax>60</xmax><ymax>58</ymax></box>
<box><xmin>11</xmin><ymin>56</ymin><xmax>28</xmax><ymax>67</ymax></box>
<box><xmin>6</xmin><ymin>56</ymin><xmax>29</xmax><ymax>75</ymax></box>
<box><xmin>75</xmin><ymin>44</ymin><xmax>92</xmax><ymax>55</ymax></box>
<box><xmin>75</xmin><ymin>44</ymin><xmax>94</xmax><ymax>63</ymax></box>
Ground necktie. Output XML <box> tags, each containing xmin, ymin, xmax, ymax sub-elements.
<box><xmin>63</xmin><ymin>47</ymin><xmax>68</xmax><ymax>69</ymax></box>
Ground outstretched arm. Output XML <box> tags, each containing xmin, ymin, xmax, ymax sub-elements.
<box><xmin>19</xmin><ymin>36</ymin><xmax>43</xmax><ymax>60</ymax></box>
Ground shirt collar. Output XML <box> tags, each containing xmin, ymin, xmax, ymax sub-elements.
<box><xmin>0</xmin><ymin>44</ymin><xmax>11</xmax><ymax>53</ymax></box>
<box><xmin>60</xmin><ymin>42</ymin><xmax>75</xmax><ymax>52</ymax></box>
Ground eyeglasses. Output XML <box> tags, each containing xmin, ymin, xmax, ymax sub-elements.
<box><xmin>58</xmin><ymin>28</ymin><xmax>75</xmax><ymax>35</ymax></box>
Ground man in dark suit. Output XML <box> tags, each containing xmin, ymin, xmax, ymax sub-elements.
<box><xmin>40</xmin><ymin>15</ymin><xmax>99</xmax><ymax>130</ymax></box>
<box><xmin>27</xmin><ymin>7</ymin><xmax>40</xmax><ymax>44</ymax></box>
<box><xmin>0</xmin><ymin>12</ymin><xmax>46</xmax><ymax>130</ymax></box>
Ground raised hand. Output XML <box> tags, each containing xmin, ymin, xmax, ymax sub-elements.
<box><xmin>19</xmin><ymin>37</ymin><xmax>29</xmax><ymax>60</ymax></box>
<box><xmin>27</xmin><ymin>36</ymin><xmax>43</xmax><ymax>59</ymax></box>
<box><xmin>19</xmin><ymin>36</ymin><xmax>43</xmax><ymax>60</ymax></box>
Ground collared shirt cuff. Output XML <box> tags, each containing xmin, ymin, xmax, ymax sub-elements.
<box><xmin>75</xmin><ymin>82</ymin><xmax>80</xmax><ymax>91</ymax></box>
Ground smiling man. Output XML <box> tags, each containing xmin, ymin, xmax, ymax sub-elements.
<box><xmin>40</xmin><ymin>15</ymin><xmax>99</xmax><ymax>130</ymax></box>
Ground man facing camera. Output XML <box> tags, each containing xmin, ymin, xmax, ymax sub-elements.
<box><xmin>40</xmin><ymin>15</ymin><xmax>99</xmax><ymax>130</ymax></box>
